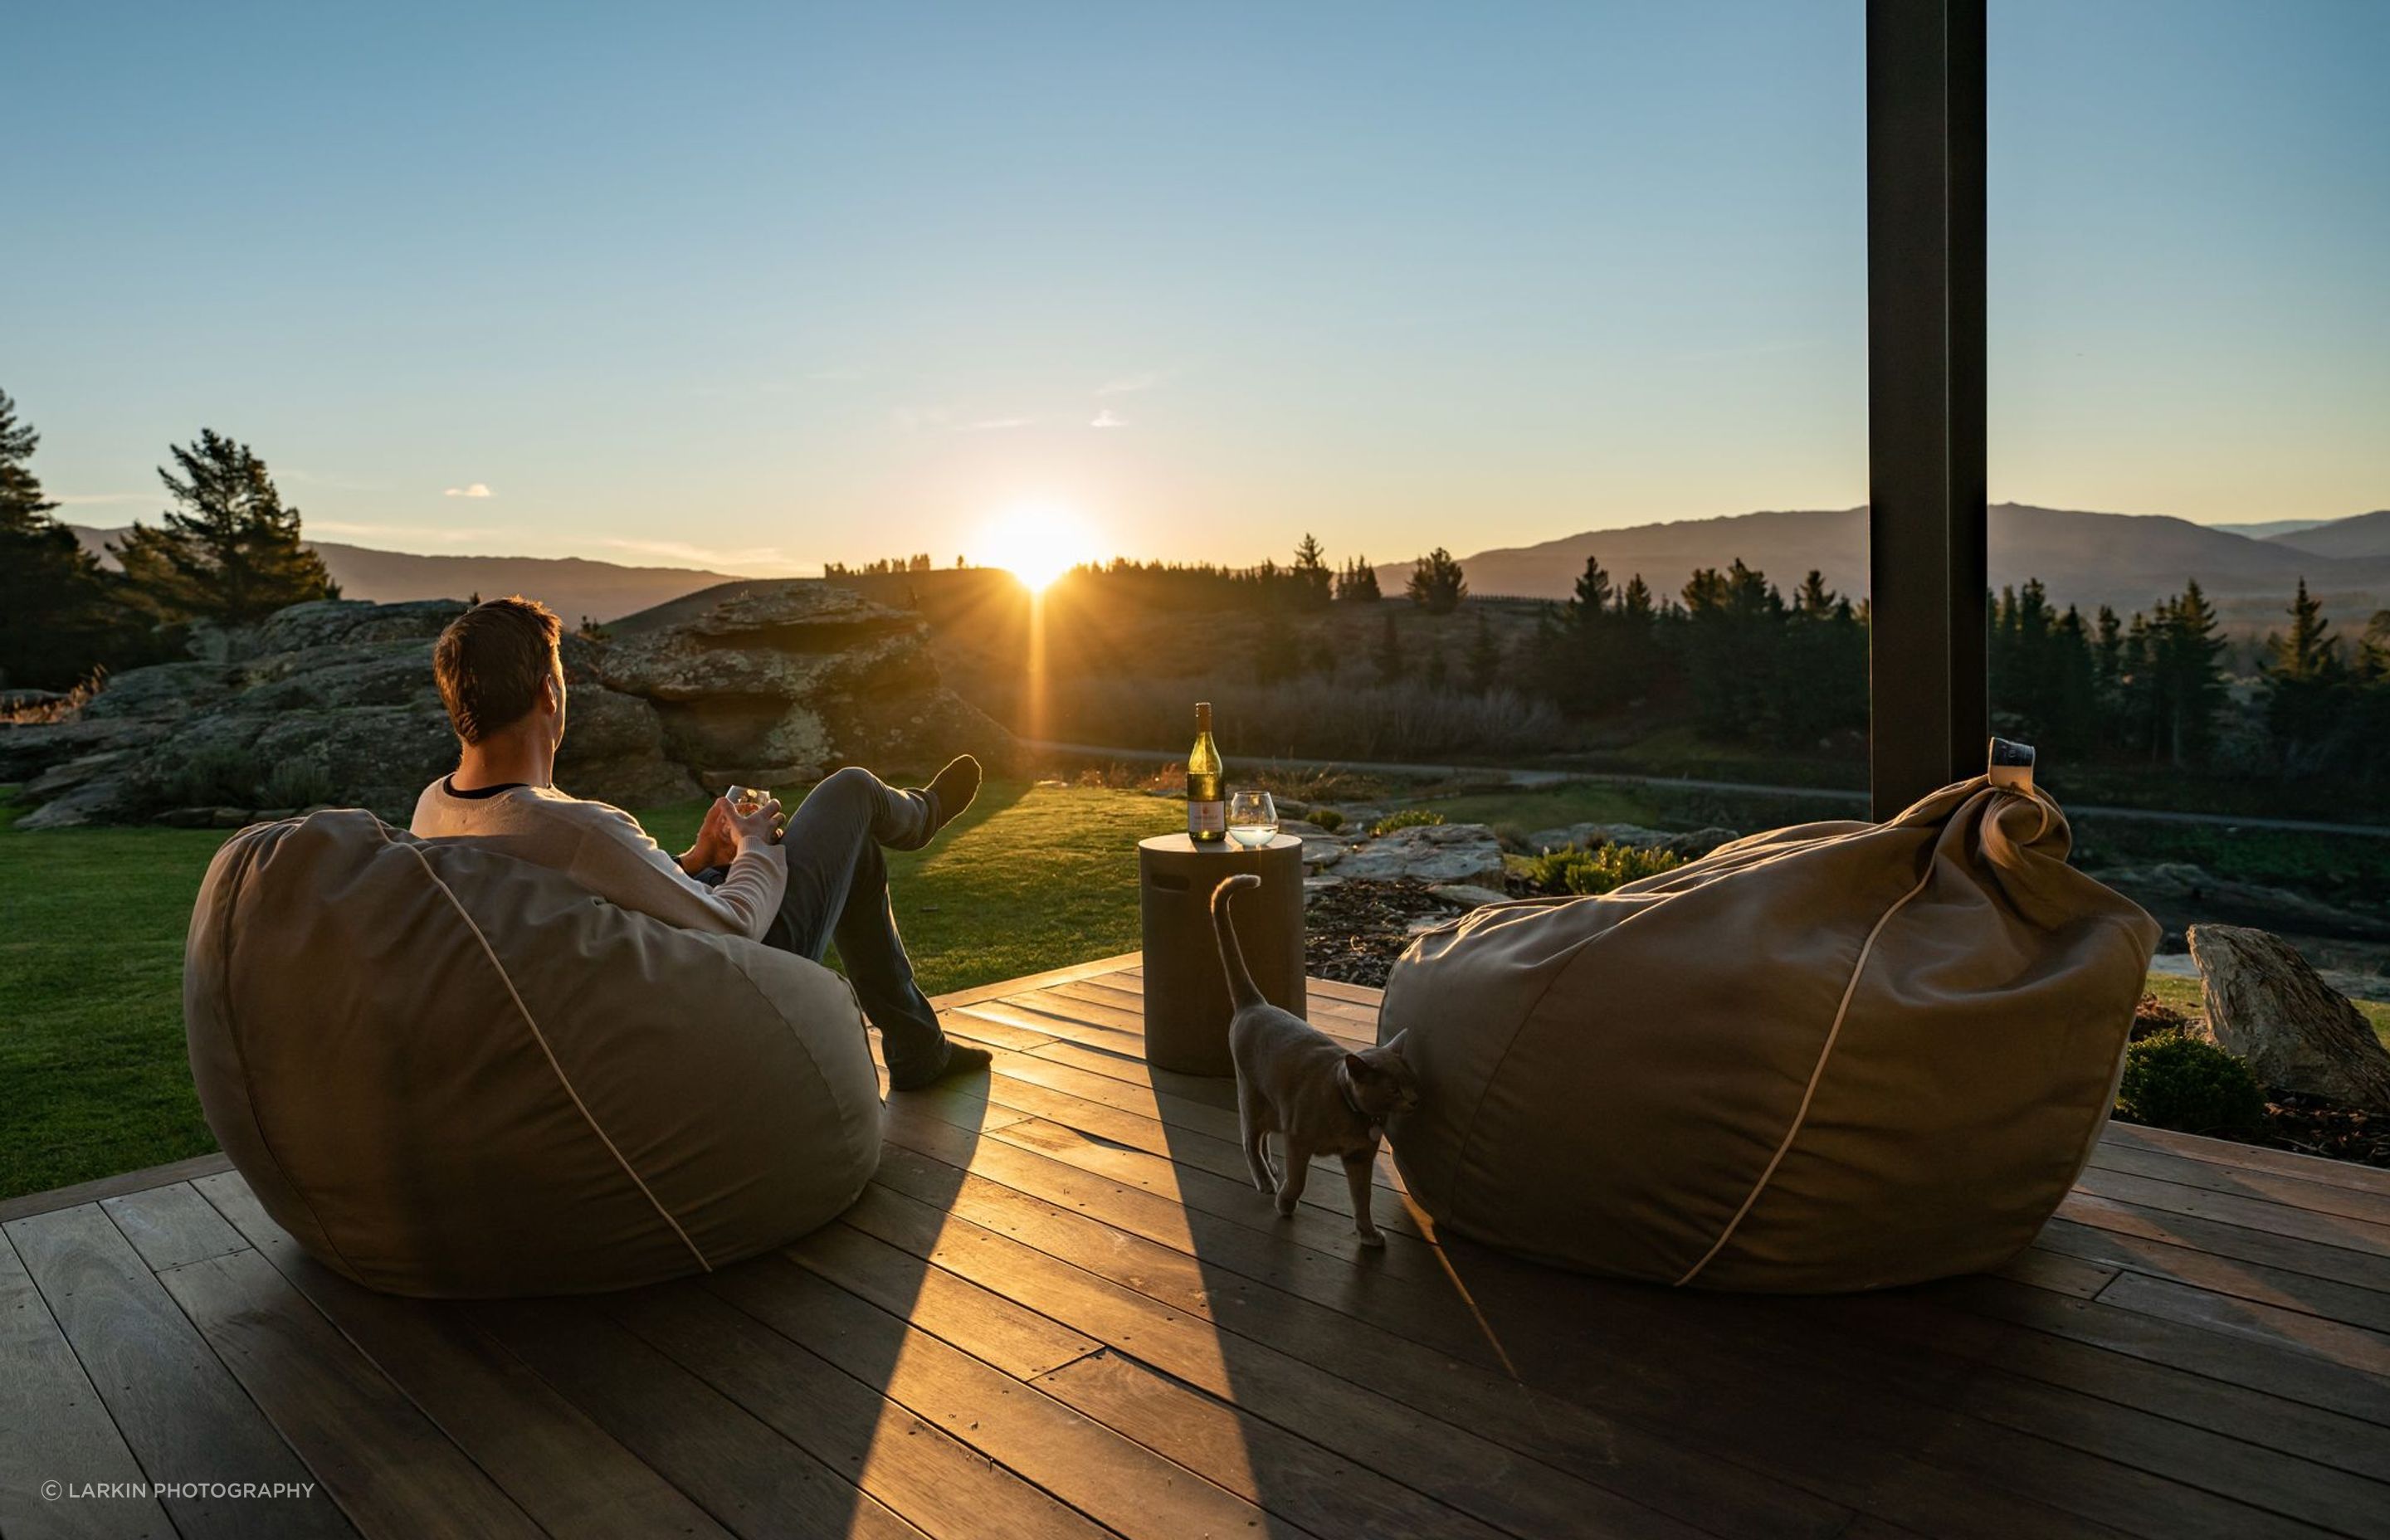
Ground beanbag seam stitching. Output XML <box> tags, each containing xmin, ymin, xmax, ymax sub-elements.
<box><xmin>1672</xmin><ymin>855</ymin><xmax>1938</xmax><ymax>1287</ymax></box>
<box><xmin>383</xmin><ymin>827</ymin><xmax>715</xmax><ymax>1274</ymax></box>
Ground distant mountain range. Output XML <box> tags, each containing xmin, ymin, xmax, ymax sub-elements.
<box><xmin>2270</xmin><ymin>509</ymin><xmax>2390</xmax><ymax>561</ymax></box>
<box><xmin>69</xmin><ymin>526</ymin><xmax>744</xmax><ymax>626</ymax></box>
<box><xmin>70</xmin><ymin>501</ymin><xmax>2390</xmax><ymax>639</ymax></box>
<box><xmin>1382</xmin><ymin>504</ymin><xmax>2390</xmax><ymax>631</ymax></box>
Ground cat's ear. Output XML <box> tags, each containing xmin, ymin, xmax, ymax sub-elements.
<box><xmin>1343</xmin><ymin>1052</ymin><xmax>1373</xmax><ymax>1080</ymax></box>
<box><xmin>1380</xmin><ymin>1031</ymin><xmax>1409</xmax><ymax>1059</ymax></box>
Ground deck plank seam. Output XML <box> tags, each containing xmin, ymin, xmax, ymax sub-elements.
<box><xmin>597</xmin><ymin>1283</ymin><xmax>1134</xmax><ymax>1540</ymax></box>
<box><xmin>873</xmin><ymin>1104</ymin><xmax>2390</xmax><ymax>1536</ymax></box>
<box><xmin>695</xmin><ymin>1253</ymin><xmax>1250</xmax><ymax>1540</ymax></box>
<box><xmin>188</xmin><ymin>1172</ymin><xmax>727</xmax><ymax>1540</ymax></box>
<box><xmin>853</xmin><ymin>1138</ymin><xmax>2164</xmax><ymax>1540</ymax></box>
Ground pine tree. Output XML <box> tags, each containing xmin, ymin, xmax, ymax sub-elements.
<box><xmin>1556</xmin><ymin>555</ymin><xmax>1617</xmax><ymax>714</ymax></box>
<box><xmin>1569</xmin><ymin>555</ymin><xmax>1615</xmax><ymax>623</ymax></box>
<box><xmin>1466</xmin><ymin>607</ymin><xmax>1502</xmax><ymax>693</ymax></box>
<box><xmin>1778</xmin><ymin>571</ymin><xmax>1866</xmax><ymax>747</ymax></box>
<box><xmin>1373</xmin><ymin>611</ymin><xmax>1407</xmax><ymax>683</ymax></box>
<box><xmin>2092</xmin><ymin>606</ymin><xmax>2124</xmax><ymax>704</ymax></box>
<box><xmin>2128</xmin><ymin>582</ymin><xmax>2229</xmax><ymax>764</ymax></box>
<box><xmin>1336</xmin><ymin>556</ymin><xmax>1382</xmax><ymax>603</ymax></box>
<box><xmin>1425</xmin><ymin>641</ymin><xmax>1449</xmax><ymax>690</ymax></box>
<box><xmin>114</xmin><ymin>430</ymin><xmax>338</xmax><ymax>627</ymax></box>
<box><xmin>0</xmin><ymin>388</ymin><xmax>124</xmax><ymax>689</ymax></box>
<box><xmin>1404</xmin><ymin>548</ymin><xmax>1467</xmax><ymax>614</ymax></box>
<box><xmin>1680</xmin><ymin>560</ymin><xmax>1783</xmax><ymax>740</ymax></box>
<box><xmin>1290</xmin><ymin>534</ymin><xmax>1334</xmax><ymax>611</ymax></box>
<box><xmin>2262</xmin><ymin>578</ymin><xmax>2347</xmax><ymax>760</ymax></box>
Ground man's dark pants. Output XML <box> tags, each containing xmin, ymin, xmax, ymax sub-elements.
<box><xmin>702</xmin><ymin>766</ymin><xmax>952</xmax><ymax>1086</ymax></box>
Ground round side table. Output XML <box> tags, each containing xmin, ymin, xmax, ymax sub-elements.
<box><xmin>1138</xmin><ymin>832</ymin><xmax>1306</xmax><ymax>1076</ymax></box>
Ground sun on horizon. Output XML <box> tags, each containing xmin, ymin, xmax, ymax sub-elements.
<box><xmin>981</xmin><ymin>500</ymin><xmax>1098</xmax><ymax>592</ymax></box>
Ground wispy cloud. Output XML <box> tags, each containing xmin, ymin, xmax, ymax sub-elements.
<box><xmin>443</xmin><ymin>483</ymin><xmax>495</xmax><ymax>499</ymax></box>
<box><xmin>1095</xmin><ymin>370</ymin><xmax>1163</xmax><ymax>397</ymax></box>
<box><xmin>1090</xmin><ymin>409</ymin><xmax>1127</xmax><ymax>429</ymax></box>
<box><xmin>960</xmin><ymin>417</ymin><xmax>1034</xmax><ymax>432</ymax></box>
<box><xmin>53</xmin><ymin>491</ymin><xmax>151</xmax><ymax>507</ymax></box>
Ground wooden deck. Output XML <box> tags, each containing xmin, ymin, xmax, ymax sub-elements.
<box><xmin>4</xmin><ymin>954</ymin><xmax>2387</xmax><ymax>1540</ymax></box>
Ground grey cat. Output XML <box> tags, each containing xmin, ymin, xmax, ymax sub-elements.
<box><xmin>1212</xmin><ymin>873</ymin><xmax>1421</xmax><ymax>1246</ymax></box>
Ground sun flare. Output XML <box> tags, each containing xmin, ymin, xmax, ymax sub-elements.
<box><xmin>981</xmin><ymin>501</ymin><xmax>1095</xmax><ymax>592</ymax></box>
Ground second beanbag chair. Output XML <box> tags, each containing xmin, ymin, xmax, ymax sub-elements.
<box><xmin>1377</xmin><ymin>770</ymin><xmax>2158</xmax><ymax>1293</ymax></box>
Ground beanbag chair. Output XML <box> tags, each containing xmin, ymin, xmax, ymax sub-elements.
<box><xmin>1377</xmin><ymin>772</ymin><xmax>2158</xmax><ymax>1293</ymax></box>
<box><xmin>184</xmin><ymin>810</ymin><xmax>883</xmax><ymax>1298</ymax></box>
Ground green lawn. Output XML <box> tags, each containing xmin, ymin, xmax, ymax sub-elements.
<box><xmin>9</xmin><ymin>777</ymin><xmax>2382</xmax><ymax>1204</ymax></box>
<box><xmin>0</xmin><ymin>779</ymin><xmax>1176</xmax><ymax>1201</ymax></box>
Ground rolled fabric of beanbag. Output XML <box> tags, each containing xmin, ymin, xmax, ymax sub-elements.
<box><xmin>184</xmin><ymin>809</ymin><xmax>883</xmax><ymax>1298</ymax></box>
<box><xmin>1377</xmin><ymin>773</ymin><xmax>2158</xmax><ymax>1293</ymax></box>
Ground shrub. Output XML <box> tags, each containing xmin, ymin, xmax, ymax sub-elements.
<box><xmin>1516</xmin><ymin>841</ymin><xmax>1682</xmax><ymax>897</ymax></box>
<box><xmin>1372</xmin><ymin>807</ymin><xmax>1446</xmax><ymax>836</ymax></box>
<box><xmin>2115</xmin><ymin>1032</ymin><xmax>2267</xmax><ymax>1137</ymax></box>
<box><xmin>261</xmin><ymin>757</ymin><xmax>336</xmax><ymax>809</ymax></box>
<box><xmin>1308</xmin><ymin>806</ymin><xmax>1344</xmax><ymax>832</ymax></box>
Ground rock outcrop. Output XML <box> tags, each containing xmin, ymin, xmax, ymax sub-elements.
<box><xmin>3</xmin><ymin>582</ymin><xmax>1013</xmax><ymax>829</ymax></box>
<box><xmin>598</xmin><ymin>580</ymin><xmax>1010</xmax><ymax>792</ymax></box>
<box><xmin>2190</xmin><ymin>924</ymin><xmax>2390</xmax><ymax>1114</ymax></box>
<box><xmin>1304</xmin><ymin>821</ymin><xmax>1508</xmax><ymax>889</ymax></box>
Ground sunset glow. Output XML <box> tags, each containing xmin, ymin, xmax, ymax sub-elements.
<box><xmin>982</xmin><ymin>502</ymin><xmax>1096</xmax><ymax>592</ymax></box>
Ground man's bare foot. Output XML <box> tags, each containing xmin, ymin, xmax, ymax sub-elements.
<box><xmin>890</xmin><ymin>1041</ymin><xmax>993</xmax><ymax>1091</ymax></box>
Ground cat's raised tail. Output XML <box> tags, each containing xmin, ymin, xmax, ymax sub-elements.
<box><xmin>1209</xmin><ymin>874</ymin><xmax>1266</xmax><ymax>1011</ymax></box>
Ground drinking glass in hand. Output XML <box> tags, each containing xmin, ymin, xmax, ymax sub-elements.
<box><xmin>725</xmin><ymin>783</ymin><xmax>772</xmax><ymax>816</ymax></box>
<box><xmin>1227</xmin><ymin>790</ymin><xmax>1278</xmax><ymax>849</ymax></box>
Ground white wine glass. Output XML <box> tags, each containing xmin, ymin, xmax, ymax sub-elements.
<box><xmin>1227</xmin><ymin>790</ymin><xmax>1278</xmax><ymax>849</ymax></box>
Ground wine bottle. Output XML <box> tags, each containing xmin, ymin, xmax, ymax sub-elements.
<box><xmin>1187</xmin><ymin>702</ymin><xmax>1225</xmax><ymax>844</ymax></box>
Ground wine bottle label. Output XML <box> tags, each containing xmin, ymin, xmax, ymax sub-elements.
<box><xmin>1188</xmin><ymin>800</ymin><xmax>1226</xmax><ymax>835</ymax></box>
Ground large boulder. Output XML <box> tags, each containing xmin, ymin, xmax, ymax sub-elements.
<box><xmin>10</xmin><ymin>583</ymin><xmax>1005</xmax><ymax>826</ymax></box>
<box><xmin>2190</xmin><ymin>924</ymin><xmax>2390</xmax><ymax>1114</ymax></box>
<box><xmin>1323</xmin><ymin>823</ymin><xmax>1508</xmax><ymax>888</ymax></box>
<box><xmin>599</xmin><ymin>579</ymin><xmax>1013</xmax><ymax>783</ymax></box>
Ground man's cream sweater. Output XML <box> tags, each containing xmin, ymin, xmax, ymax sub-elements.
<box><xmin>410</xmin><ymin>778</ymin><xmax>786</xmax><ymax>940</ymax></box>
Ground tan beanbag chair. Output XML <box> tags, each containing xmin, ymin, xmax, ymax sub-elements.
<box><xmin>184</xmin><ymin>810</ymin><xmax>883</xmax><ymax>1297</ymax></box>
<box><xmin>1377</xmin><ymin>775</ymin><xmax>2158</xmax><ymax>1293</ymax></box>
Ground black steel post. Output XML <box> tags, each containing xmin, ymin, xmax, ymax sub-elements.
<box><xmin>1867</xmin><ymin>0</ymin><xmax>1988</xmax><ymax>819</ymax></box>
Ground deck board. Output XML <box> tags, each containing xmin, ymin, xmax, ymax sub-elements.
<box><xmin>6</xmin><ymin>955</ymin><xmax>2387</xmax><ymax>1540</ymax></box>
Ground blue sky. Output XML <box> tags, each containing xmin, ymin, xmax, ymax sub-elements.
<box><xmin>7</xmin><ymin>1</ymin><xmax>2383</xmax><ymax>574</ymax></box>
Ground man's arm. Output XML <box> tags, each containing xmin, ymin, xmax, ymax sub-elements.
<box><xmin>561</xmin><ymin>799</ymin><xmax>788</xmax><ymax>939</ymax></box>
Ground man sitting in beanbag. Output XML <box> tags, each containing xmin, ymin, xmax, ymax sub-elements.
<box><xmin>410</xmin><ymin>595</ymin><xmax>993</xmax><ymax>1090</ymax></box>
